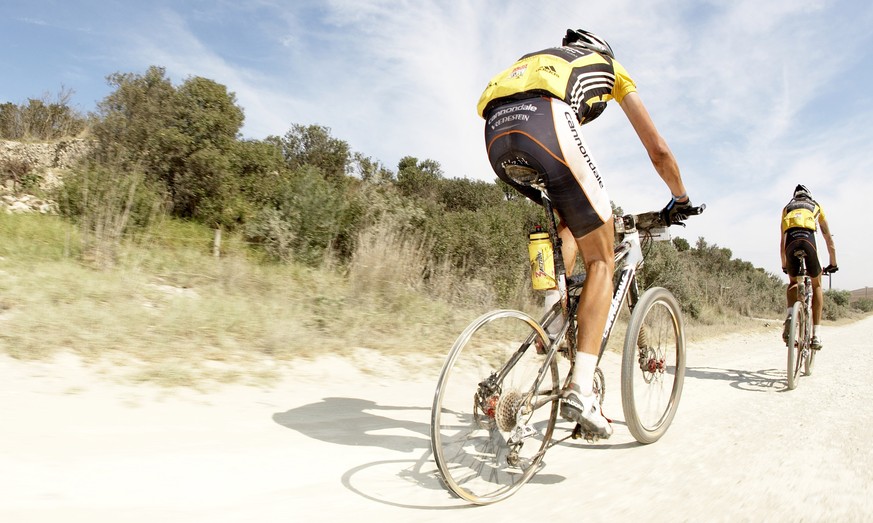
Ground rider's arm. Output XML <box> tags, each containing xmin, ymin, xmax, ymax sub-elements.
<box><xmin>818</xmin><ymin>214</ymin><xmax>837</xmax><ymax>267</ymax></box>
<box><xmin>619</xmin><ymin>92</ymin><xmax>688</xmax><ymax>201</ymax></box>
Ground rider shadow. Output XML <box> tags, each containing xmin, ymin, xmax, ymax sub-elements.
<box><xmin>685</xmin><ymin>366</ymin><xmax>786</xmax><ymax>392</ymax></box>
<box><xmin>273</xmin><ymin>397</ymin><xmax>469</xmax><ymax>508</ymax></box>
<box><xmin>273</xmin><ymin>397</ymin><xmax>429</xmax><ymax>453</ymax></box>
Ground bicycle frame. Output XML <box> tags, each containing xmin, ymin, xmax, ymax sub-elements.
<box><xmin>533</xmin><ymin>179</ymin><xmax>661</xmax><ymax>366</ymax></box>
<box><xmin>786</xmin><ymin>249</ymin><xmax>816</xmax><ymax>390</ymax></box>
<box><xmin>793</xmin><ymin>251</ymin><xmax>813</xmax><ymax>347</ymax></box>
<box><xmin>797</xmin><ymin>256</ymin><xmax>812</xmax><ymax>316</ymax></box>
<box><xmin>508</xmin><ymin>179</ymin><xmax>672</xmax><ymax>417</ymax></box>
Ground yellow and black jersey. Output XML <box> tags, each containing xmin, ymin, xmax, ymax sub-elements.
<box><xmin>477</xmin><ymin>46</ymin><xmax>637</xmax><ymax>124</ymax></box>
<box><xmin>781</xmin><ymin>197</ymin><xmax>825</xmax><ymax>233</ymax></box>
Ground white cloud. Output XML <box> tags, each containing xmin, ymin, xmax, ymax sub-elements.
<box><xmin>17</xmin><ymin>0</ymin><xmax>870</xmax><ymax>289</ymax></box>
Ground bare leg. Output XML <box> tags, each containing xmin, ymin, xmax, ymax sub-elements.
<box><xmin>572</xmin><ymin>220</ymin><xmax>615</xmax><ymax>373</ymax></box>
<box><xmin>786</xmin><ymin>281</ymin><xmax>797</xmax><ymax>309</ymax></box>
<box><xmin>557</xmin><ymin>221</ymin><xmax>577</xmax><ymax>275</ymax></box>
<box><xmin>561</xmin><ymin>219</ymin><xmax>615</xmax><ymax>437</ymax></box>
<box><xmin>811</xmin><ymin>275</ymin><xmax>823</xmax><ymax>325</ymax></box>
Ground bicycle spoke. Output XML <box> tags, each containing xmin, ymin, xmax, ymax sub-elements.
<box><xmin>431</xmin><ymin>310</ymin><xmax>561</xmax><ymax>504</ymax></box>
<box><xmin>622</xmin><ymin>288</ymin><xmax>685</xmax><ymax>444</ymax></box>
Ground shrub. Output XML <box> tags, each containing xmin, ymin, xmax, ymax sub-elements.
<box><xmin>0</xmin><ymin>158</ymin><xmax>38</xmax><ymax>192</ymax></box>
<box><xmin>853</xmin><ymin>298</ymin><xmax>873</xmax><ymax>313</ymax></box>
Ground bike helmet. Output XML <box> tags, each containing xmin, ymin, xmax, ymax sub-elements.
<box><xmin>794</xmin><ymin>184</ymin><xmax>812</xmax><ymax>200</ymax></box>
<box><xmin>562</xmin><ymin>29</ymin><xmax>615</xmax><ymax>58</ymax></box>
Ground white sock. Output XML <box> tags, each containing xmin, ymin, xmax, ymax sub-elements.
<box><xmin>543</xmin><ymin>289</ymin><xmax>561</xmax><ymax>337</ymax></box>
<box><xmin>814</xmin><ymin>325</ymin><xmax>820</xmax><ymax>337</ymax></box>
<box><xmin>572</xmin><ymin>352</ymin><xmax>598</xmax><ymax>397</ymax></box>
<box><xmin>786</xmin><ymin>308</ymin><xmax>792</xmax><ymax>318</ymax></box>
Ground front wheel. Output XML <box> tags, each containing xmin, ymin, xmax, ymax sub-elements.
<box><xmin>430</xmin><ymin>309</ymin><xmax>560</xmax><ymax>504</ymax></box>
<box><xmin>786</xmin><ymin>303</ymin><xmax>802</xmax><ymax>389</ymax></box>
<box><xmin>621</xmin><ymin>287</ymin><xmax>686</xmax><ymax>444</ymax></box>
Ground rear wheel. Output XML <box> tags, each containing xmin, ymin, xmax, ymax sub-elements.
<box><xmin>804</xmin><ymin>348</ymin><xmax>816</xmax><ymax>376</ymax></box>
<box><xmin>430</xmin><ymin>309</ymin><xmax>561</xmax><ymax>504</ymax></box>
<box><xmin>786</xmin><ymin>303</ymin><xmax>803</xmax><ymax>390</ymax></box>
<box><xmin>803</xmin><ymin>298</ymin><xmax>818</xmax><ymax>376</ymax></box>
<box><xmin>803</xmin><ymin>349</ymin><xmax>818</xmax><ymax>376</ymax></box>
<box><xmin>621</xmin><ymin>287</ymin><xmax>686</xmax><ymax>444</ymax></box>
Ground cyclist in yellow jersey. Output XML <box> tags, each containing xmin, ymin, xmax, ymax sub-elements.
<box><xmin>780</xmin><ymin>184</ymin><xmax>838</xmax><ymax>349</ymax></box>
<box><xmin>479</xmin><ymin>29</ymin><xmax>695</xmax><ymax>438</ymax></box>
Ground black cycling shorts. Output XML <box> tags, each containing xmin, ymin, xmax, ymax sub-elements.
<box><xmin>784</xmin><ymin>228</ymin><xmax>822</xmax><ymax>277</ymax></box>
<box><xmin>484</xmin><ymin>96</ymin><xmax>612</xmax><ymax>238</ymax></box>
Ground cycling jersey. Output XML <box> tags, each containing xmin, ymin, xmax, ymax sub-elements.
<box><xmin>781</xmin><ymin>197</ymin><xmax>826</xmax><ymax>233</ymax></box>
<box><xmin>477</xmin><ymin>46</ymin><xmax>637</xmax><ymax>124</ymax></box>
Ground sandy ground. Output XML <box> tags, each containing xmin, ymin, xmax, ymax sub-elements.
<box><xmin>2</xmin><ymin>316</ymin><xmax>872</xmax><ymax>522</ymax></box>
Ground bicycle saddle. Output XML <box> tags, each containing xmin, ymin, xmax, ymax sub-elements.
<box><xmin>503</xmin><ymin>164</ymin><xmax>543</xmax><ymax>186</ymax></box>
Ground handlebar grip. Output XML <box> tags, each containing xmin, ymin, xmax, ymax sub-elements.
<box><xmin>668</xmin><ymin>202</ymin><xmax>705</xmax><ymax>226</ymax></box>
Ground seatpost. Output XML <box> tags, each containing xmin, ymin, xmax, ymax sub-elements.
<box><xmin>537</xmin><ymin>186</ymin><xmax>569</xmax><ymax>315</ymax></box>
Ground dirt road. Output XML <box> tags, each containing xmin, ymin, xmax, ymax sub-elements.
<box><xmin>2</xmin><ymin>316</ymin><xmax>872</xmax><ymax>522</ymax></box>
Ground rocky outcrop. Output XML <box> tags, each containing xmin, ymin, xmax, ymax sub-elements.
<box><xmin>0</xmin><ymin>139</ymin><xmax>90</xmax><ymax>214</ymax></box>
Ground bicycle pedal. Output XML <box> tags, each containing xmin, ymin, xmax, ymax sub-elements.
<box><xmin>571</xmin><ymin>423</ymin><xmax>583</xmax><ymax>439</ymax></box>
<box><xmin>570</xmin><ymin>423</ymin><xmax>601</xmax><ymax>443</ymax></box>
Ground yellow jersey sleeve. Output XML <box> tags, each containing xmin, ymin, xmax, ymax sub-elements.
<box><xmin>611</xmin><ymin>60</ymin><xmax>637</xmax><ymax>104</ymax></box>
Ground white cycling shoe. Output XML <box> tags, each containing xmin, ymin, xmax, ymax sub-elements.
<box><xmin>560</xmin><ymin>390</ymin><xmax>613</xmax><ymax>439</ymax></box>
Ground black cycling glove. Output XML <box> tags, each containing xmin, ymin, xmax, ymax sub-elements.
<box><xmin>823</xmin><ymin>264</ymin><xmax>839</xmax><ymax>274</ymax></box>
<box><xmin>661</xmin><ymin>196</ymin><xmax>694</xmax><ymax>225</ymax></box>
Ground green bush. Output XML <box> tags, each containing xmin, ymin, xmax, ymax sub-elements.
<box><xmin>826</xmin><ymin>289</ymin><xmax>851</xmax><ymax>307</ymax></box>
<box><xmin>0</xmin><ymin>89</ymin><xmax>86</xmax><ymax>140</ymax></box>
<box><xmin>853</xmin><ymin>298</ymin><xmax>873</xmax><ymax>313</ymax></box>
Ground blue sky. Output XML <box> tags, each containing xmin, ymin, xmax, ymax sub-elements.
<box><xmin>2</xmin><ymin>0</ymin><xmax>872</xmax><ymax>292</ymax></box>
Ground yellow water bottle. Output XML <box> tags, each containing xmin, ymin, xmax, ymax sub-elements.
<box><xmin>528</xmin><ymin>226</ymin><xmax>555</xmax><ymax>290</ymax></box>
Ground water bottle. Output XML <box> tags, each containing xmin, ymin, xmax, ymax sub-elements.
<box><xmin>528</xmin><ymin>226</ymin><xmax>555</xmax><ymax>290</ymax></box>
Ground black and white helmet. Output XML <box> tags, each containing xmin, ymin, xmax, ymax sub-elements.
<box><xmin>562</xmin><ymin>28</ymin><xmax>615</xmax><ymax>59</ymax></box>
<box><xmin>794</xmin><ymin>184</ymin><xmax>812</xmax><ymax>200</ymax></box>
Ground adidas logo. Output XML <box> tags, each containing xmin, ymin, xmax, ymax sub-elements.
<box><xmin>536</xmin><ymin>65</ymin><xmax>559</xmax><ymax>77</ymax></box>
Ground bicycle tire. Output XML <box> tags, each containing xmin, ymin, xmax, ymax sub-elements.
<box><xmin>786</xmin><ymin>303</ymin><xmax>802</xmax><ymax>390</ymax></box>
<box><xmin>804</xmin><ymin>347</ymin><xmax>816</xmax><ymax>376</ymax></box>
<box><xmin>621</xmin><ymin>287</ymin><xmax>686</xmax><ymax>444</ymax></box>
<box><xmin>430</xmin><ymin>309</ymin><xmax>560</xmax><ymax>504</ymax></box>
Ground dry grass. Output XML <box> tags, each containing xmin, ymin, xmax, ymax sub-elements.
<box><xmin>2</xmin><ymin>212</ymin><xmax>854</xmax><ymax>389</ymax></box>
<box><xmin>0</xmin><ymin>213</ymin><xmax>488</xmax><ymax>388</ymax></box>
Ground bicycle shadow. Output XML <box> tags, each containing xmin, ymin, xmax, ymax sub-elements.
<box><xmin>273</xmin><ymin>396</ymin><xmax>457</xmax><ymax>508</ymax></box>
<box><xmin>685</xmin><ymin>366</ymin><xmax>786</xmax><ymax>392</ymax></box>
<box><xmin>272</xmin><ymin>397</ymin><xmax>573</xmax><ymax>508</ymax></box>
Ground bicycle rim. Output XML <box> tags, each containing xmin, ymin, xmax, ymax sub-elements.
<box><xmin>804</xmin><ymin>348</ymin><xmax>816</xmax><ymax>376</ymax></box>
<box><xmin>786</xmin><ymin>304</ymin><xmax>802</xmax><ymax>390</ymax></box>
<box><xmin>430</xmin><ymin>309</ymin><xmax>560</xmax><ymax>504</ymax></box>
<box><xmin>621</xmin><ymin>288</ymin><xmax>685</xmax><ymax>444</ymax></box>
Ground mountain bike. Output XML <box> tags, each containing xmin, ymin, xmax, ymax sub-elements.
<box><xmin>429</xmin><ymin>164</ymin><xmax>704</xmax><ymax>504</ymax></box>
<box><xmin>785</xmin><ymin>251</ymin><xmax>835</xmax><ymax>390</ymax></box>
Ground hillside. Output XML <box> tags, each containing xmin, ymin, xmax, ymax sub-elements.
<box><xmin>850</xmin><ymin>287</ymin><xmax>873</xmax><ymax>303</ymax></box>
